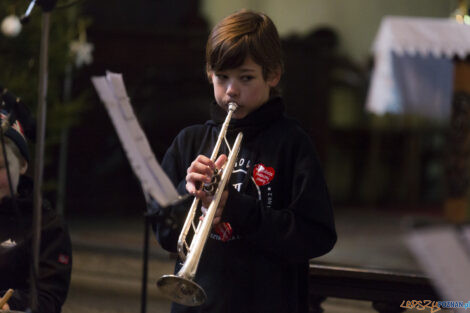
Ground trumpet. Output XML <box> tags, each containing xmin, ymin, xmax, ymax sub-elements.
<box><xmin>157</xmin><ymin>102</ymin><xmax>243</xmax><ymax>306</ymax></box>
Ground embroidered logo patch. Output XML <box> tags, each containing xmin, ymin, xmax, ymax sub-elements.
<box><xmin>58</xmin><ymin>254</ymin><xmax>70</xmax><ymax>265</ymax></box>
<box><xmin>215</xmin><ymin>222</ymin><xmax>233</xmax><ymax>242</ymax></box>
<box><xmin>253</xmin><ymin>163</ymin><xmax>275</xmax><ymax>186</ymax></box>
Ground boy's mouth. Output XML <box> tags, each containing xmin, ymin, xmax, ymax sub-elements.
<box><xmin>224</xmin><ymin>101</ymin><xmax>240</xmax><ymax>108</ymax></box>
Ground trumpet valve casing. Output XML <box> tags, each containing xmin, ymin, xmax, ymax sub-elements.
<box><xmin>202</xmin><ymin>169</ymin><xmax>221</xmax><ymax>196</ymax></box>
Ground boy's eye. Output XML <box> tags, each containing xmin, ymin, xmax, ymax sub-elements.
<box><xmin>241</xmin><ymin>75</ymin><xmax>254</xmax><ymax>82</ymax></box>
<box><xmin>215</xmin><ymin>74</ymin><xmax>228</xmax><ymax>80</ymax></box>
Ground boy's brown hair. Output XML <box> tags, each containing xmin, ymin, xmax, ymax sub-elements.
<box><xmin>206</xmin><ymin>10</ymin><xmax>284</xmax><ymax>94</ymax></box>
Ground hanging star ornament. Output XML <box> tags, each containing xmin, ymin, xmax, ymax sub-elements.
<box><xmin>70</xmin><ymin>40</ymin><xmax>94</xmax><ymax>68</ymax></box>
<box><xmin>69</xmin><ymin>19</ymin><xmax>94</xmax><ymax>68</ymax></box>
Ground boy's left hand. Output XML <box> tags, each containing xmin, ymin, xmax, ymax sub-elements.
<box><xmin>201</xmin><ymin>189</ymin><xmax>228</xmax><ymax>226</ymax></box>
<box><xmin>212</xmin><ymin>190</ymin><xmax>228</xmax><ymax>226</ymax></box>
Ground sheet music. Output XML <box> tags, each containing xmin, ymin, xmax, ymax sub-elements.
<box><xmin>405</xmin><ymin>226</ymin><xmax>470</xmax><ymax>313</ymax></box>
<box><xmin>91</xmin><ymin>72</ymin><xmax>180</xmax><ymax>207</ymax></box>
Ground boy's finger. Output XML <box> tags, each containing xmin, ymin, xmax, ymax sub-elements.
<box><xmin>187</xmin><ymin>183</ymin><xmax>207</xmax><ymax>199</ymax></box>
<box><xmin>186</xmin><ymin>182</ymin><xmax>209</xmax><ymax>197</ymax></box>
<box><xmin>186</xmin><ymin>173</ymin><xmax>211</xmax><ymax>185</ymax></box>
<box><xmin>187</xmin><ymin>162</ymin><xmax>213</xmax><ymax>177</ymax></box>
<box><xmin>186</xmin><ymin>182</ymin><xmax>196</xmax><ymax>194</ymax></box>
<box><xmin>214</xmin><ymin>154</ymin><xmax>228</xmax><ymax>170</ymax></box>
<box><xmin>195</xmin><ymin>155</ymin><xmax>215</xmax><ymax>170</ymax></box>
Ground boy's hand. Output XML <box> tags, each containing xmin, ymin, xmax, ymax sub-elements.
<box><xmin>186</xmin><ymin>154</ymin><xmax>228</xmax><ymax>205</ymax></box>
<box><xmin>201</xmin><ymin>190</ymin><xmax>228</xmax><ymax>226</ymax></box>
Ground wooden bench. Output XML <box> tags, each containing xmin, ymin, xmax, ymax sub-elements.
<box><xmin>309</xmin><ymin>263</ymin><xmax>440</xmax><ymax>313</ymax></box>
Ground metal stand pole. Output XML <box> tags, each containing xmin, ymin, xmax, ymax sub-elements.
<box><xmin>31</xmin><ymin>10</ymin><xmax>50</xmax><ymax>311</ymax></box>
<box><xmin>141</xmin><ymin>214</ymin><xmax>150</xmax><ymax>313</ymax></box>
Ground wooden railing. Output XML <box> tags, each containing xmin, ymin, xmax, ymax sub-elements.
<box><xmin>309</xmin><ymin>263</ymin><xmax>439</xmax><ymax>313</ymax></box>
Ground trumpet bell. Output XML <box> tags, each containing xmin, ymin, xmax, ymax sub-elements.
<box><xmin>157</xmin><ymin>274</ymin><xmax>207</xmax><ymax>306</ymax></box>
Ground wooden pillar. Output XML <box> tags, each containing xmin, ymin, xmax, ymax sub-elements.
<box><xmin>445</xmin><ymin>60</ymin><xmax>470</xmax><ymax>223</ymax></box>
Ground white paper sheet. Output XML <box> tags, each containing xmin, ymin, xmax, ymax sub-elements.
<box><xmin>405</xmin><ymin>226</ymin><xmax>470</xmax><ymax>313</ymax></box>
<box><xmin>92</xmin><ymin>71</ymin><xmax>180</xmax><ymax>207</ymax></box>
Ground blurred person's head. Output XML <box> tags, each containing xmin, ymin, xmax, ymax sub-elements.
<box><xmin>0</xmin><ymin>115</ymin><xmax>28</xmax><ymax>199</ymax></box>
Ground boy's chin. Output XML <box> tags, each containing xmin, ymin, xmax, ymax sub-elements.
<box><xmin>232</xmin><ymin>111</ymin><xmax>247</xmax><ymax>119</ymax></box>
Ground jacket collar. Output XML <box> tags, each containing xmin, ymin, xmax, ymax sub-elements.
<box><xmin>207</xmin><ymin>96</ymin><xmax>284</xmax><ymax>138</ymax></box>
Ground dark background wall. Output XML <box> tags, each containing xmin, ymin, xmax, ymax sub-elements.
<box><xmin>58</xmin><ymin>1</ymin><xmax>445</xmax><ymax>217</ymax></box>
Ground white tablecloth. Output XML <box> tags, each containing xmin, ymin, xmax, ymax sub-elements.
<box><xmin>366</xmin><ymin>17</ymin><xmax>470</xmax><ymax>120</ymax></box>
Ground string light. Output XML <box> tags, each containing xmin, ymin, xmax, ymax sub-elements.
<box><xmin>1</xmin><ymin>15</ymin><xmax>22</xmax><ymax>37</ymax></box>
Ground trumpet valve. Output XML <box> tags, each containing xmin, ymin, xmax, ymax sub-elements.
<box><xmin>203</xmin><ymin>169</ymin><xmax>221</xmax><ymax>196</ymax></box>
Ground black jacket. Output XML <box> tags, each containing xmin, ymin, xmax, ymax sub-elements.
<box><xmin>154</xmin><ymin>97</ymin><xmax>336</xmax><ymax>313</ymax></box>
<box><xmin>0</xmin><ymin>176</ymin><xmax>72</xmax><ymax>313</ymax></box>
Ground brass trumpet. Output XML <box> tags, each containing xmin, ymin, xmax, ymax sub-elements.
<box><xmin>157</xmin><ymin>102</ymin><xmax>243</xmax><ymax>306</ymax></box>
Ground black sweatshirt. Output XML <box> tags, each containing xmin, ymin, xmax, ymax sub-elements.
<box><xmin>154</xmin><ymin>97</ymin><xmax>336</xmax><ymax>313</ymax></box>
<box><xmin>0</xmin><ymin>176</ymin><xmax>72</xmax><ymax>313</ymax></box>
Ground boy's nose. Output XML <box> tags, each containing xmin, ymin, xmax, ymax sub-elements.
<box><xmin>226</xmin><ymin>82</ymin><xmax>239</xmax><ymax>98</ymax></box>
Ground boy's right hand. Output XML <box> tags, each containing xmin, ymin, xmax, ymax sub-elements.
<box><xmin>186</xmin><ymin>154</ymin><xmax>228</xmax><ymax>203</ymax></box>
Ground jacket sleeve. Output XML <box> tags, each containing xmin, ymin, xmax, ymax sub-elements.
<box><xmin>8</xmin><ymin>211</ymin><xmax>72</xmax><ymax>313</ymax></box>
<box><xmin>222</xmin><ymin>132</ymin><xmax>337</xmax><ymax>263</ymax></box>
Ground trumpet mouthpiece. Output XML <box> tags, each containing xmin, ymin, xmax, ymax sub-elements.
<box><xmin>228</xmin><ymin>102</ymin><xmax>238</xmax><ymax>112</ymax></box>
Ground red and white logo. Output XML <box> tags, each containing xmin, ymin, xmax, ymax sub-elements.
<box><xmin>253</xmin><ymin>163</ymin><xmax>275</xmax><ymax>186</ymax></box>
<box><xmin>58</xmin><ymin>253</ymin><xmax>70</xmax><ymax>265</ymax></box>
<box><xmin>215</xmin><ymin>222</ymin><xmax>233</xmax><ymax>242</ymax></box>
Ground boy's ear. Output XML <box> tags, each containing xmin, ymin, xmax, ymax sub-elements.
<box><xmin>267</xmin><ymin>67</ymin><xmax>281</xmax><ymax>87</ymax></box>
<box><xmin>207</xmin><ymin>71</ymin><xmax>214</xmax><ymax>84</ymax></box>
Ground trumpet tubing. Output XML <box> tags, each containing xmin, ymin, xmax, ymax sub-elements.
<box><xmin>157</xmin><ymin>102</ymin><xmax>243</xmax><ymax>306</ymax></box>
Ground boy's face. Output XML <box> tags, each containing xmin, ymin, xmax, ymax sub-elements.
<box><xmin>210</xmin><ymin>56</ymin><xmax>280</xmax><ymax>119</ymax></box>
<box><xmin>0</xmin><ymin>145</ymin><xmax>27</xmax><ymax>200</ymax></box>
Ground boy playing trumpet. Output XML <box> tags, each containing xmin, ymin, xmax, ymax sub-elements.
<box><xmin>154</xmin><ymin>10</ymin><xmax>336</xmax><ymax>313</ymax></box>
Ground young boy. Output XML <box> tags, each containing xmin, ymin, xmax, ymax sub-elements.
<box><xmin>154</xmin><ymin>10</ymin><xmax>336</xmax><ymax>313</ymax></box>
<box><xmin>0</xmin><ymin>99</ymin><xmax>72</xmax><ymax>312</ymax></box>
